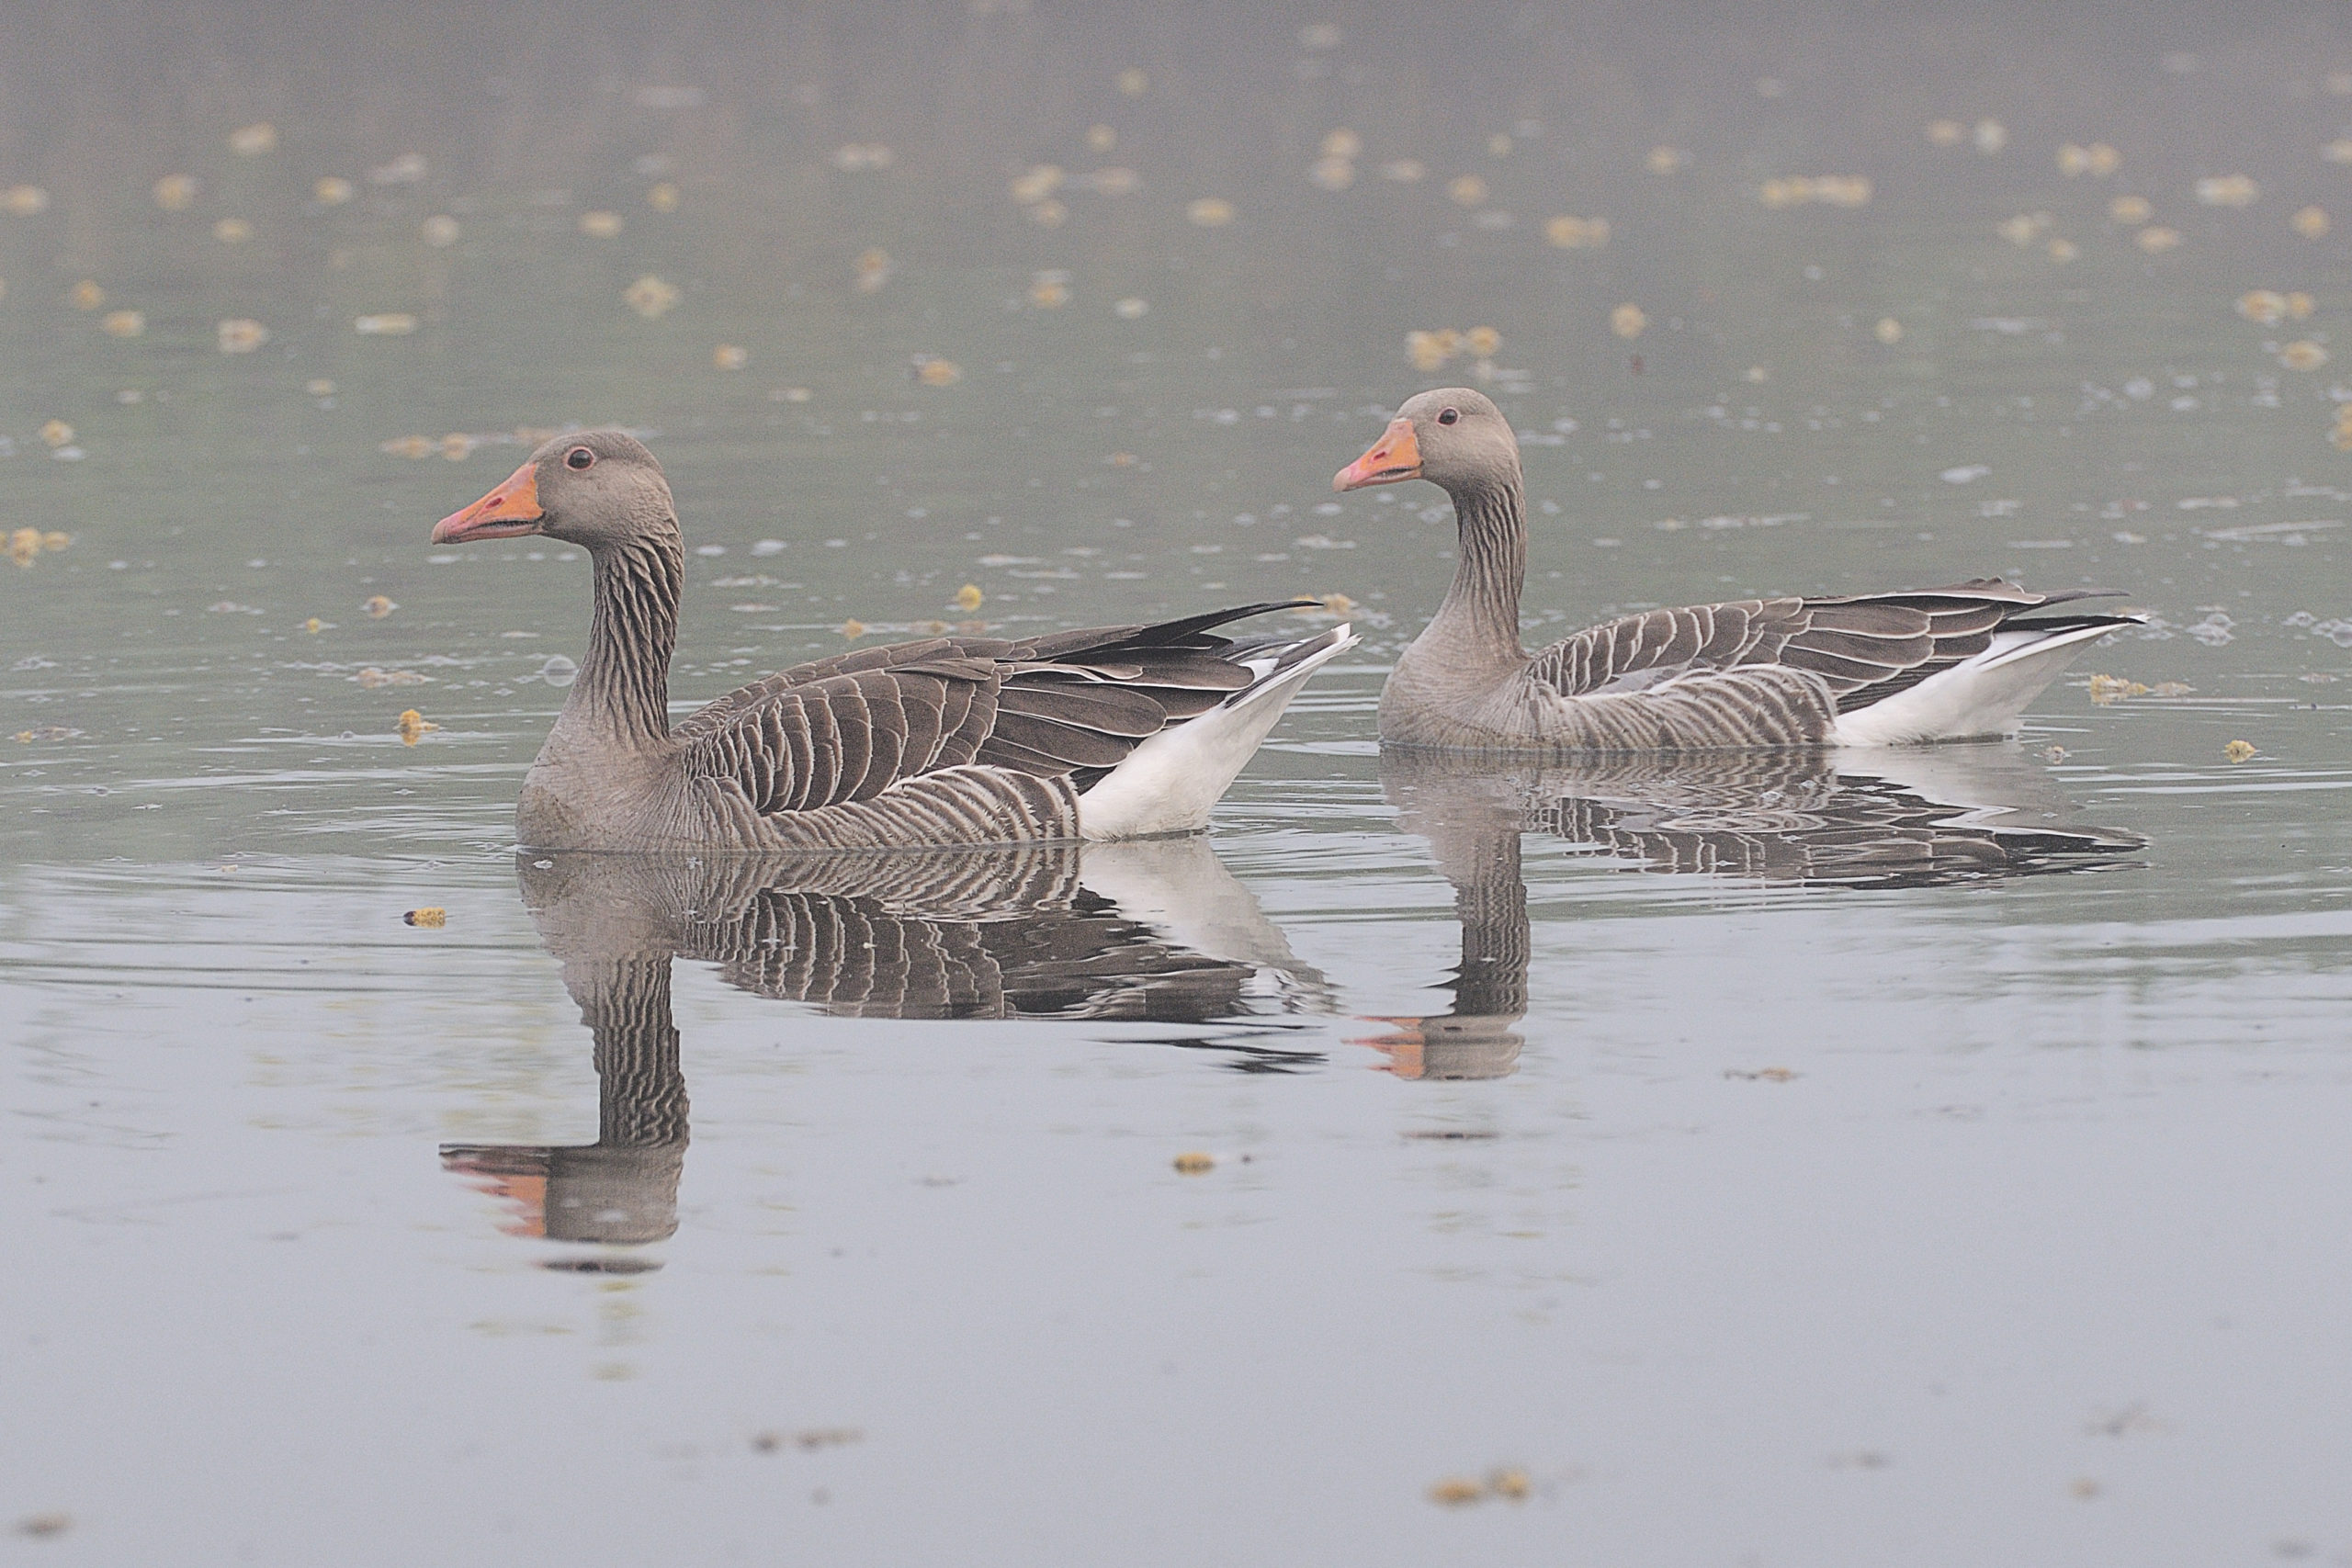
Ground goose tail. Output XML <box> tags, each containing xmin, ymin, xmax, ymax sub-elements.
<box><xmin>1830</xmin><ymin>613</ymin><xmax>2144</xmax><ymax>745</ymax></box>
<box><xmin>1078</xmin><ymin>623</ymin><xmax>1358</xmax><ymax>840</ymax></box>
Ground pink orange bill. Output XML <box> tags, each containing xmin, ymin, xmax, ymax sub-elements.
<box><xmin>432</xmin><ymin>461</ymin><xmax>544</xmax><ymax>543</ymax></box>
<box><xmin>1332</xmin><ymin>418</ymin><xmax>1422</xmax><ymax>491</ymax></box>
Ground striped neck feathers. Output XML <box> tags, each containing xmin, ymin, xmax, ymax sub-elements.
<box><xmin>571</xmin><ymin>531</ymin><xmax>684</xmax><ymax>747</ymax></box>
<box><xmin>1423</xmin><ymin>465</ymin><xmax>1530</xmax><ymax>671</ymax></box>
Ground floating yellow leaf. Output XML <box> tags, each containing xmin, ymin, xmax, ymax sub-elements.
<box><xmin>313</xmin><ymin>176</ymin><xmax>354</xmax><ymax>205</ymax></box>
<box><xmin>1611</xmin><ymin>302</ymin><xmax>1647</xmax><ymax>339</ymax></box>
<box><xmin>954</xmin><ymin>583</ymin><xmax>983</xmax><ymax>612</ymax></box>
<box><xmin>1544</xmin><ymin>215</ymin><xmax>1609</xmax><ymax>249</ymax></box>
<box><xmin>854</xmin><ymin>248</ymin><xmax>893</xmax><ymax>294</ymax></box>
<box><xmin>396</xmin><ymin>708</ymin><xmax>437</xmax><ymax>744</ymax></box>
<box><xmin>840</xmin><ymin>618</ymin><xmax>866</xmax><ymax>639</ymax></box>
<box><xmin>1874</xmin><ymin>317</ymin><xmax>1904</xmax><ymax>344</ymax></box>
<box><xmin>578</xmin><ymin>209</ymin><xmax>623</xmax><ymax>237</ymax></box>
<box><xmin>1171</xmin><ymin>1151</ymin><xmax>1215</xmax><ymax>1174</ymax></box>
<box><xmin>2224</xmin><ymin>739</ymin><xmax>2256</xmax><ymax>762</ymax></box>
<box><xmin>402</xmin><ymin>908</ymin><xmax>447</xmax><ymax>927</ymax></box>
<box><xmin>1429</xmin><ymin>1477</ymin><xmax>1484</xmax><ymax>1506</ymax></box>
<box><xmin>2195</xmin><ymin>175</ymin><xmax>2258</xmax><ymax>207</ymax></box>
<box><xmin>2049</xmin><ymin>238</ymin><xmax>2080</xmax><ymax>262</ymax></box>
<box><xmin>69</xmin><ymin>279</ymin><xmax>104</xmax><ymax>310</ymax></box>
<box><xmin>2292</xmin><ymin>204</ymin><xmax>2330</xmax><ymax>239</ymax></box>
<box><xmin>648</xmin><ymin>182</ymin><xmax>679</xmax><ymax>211</ymax></box>
<box><xmin>2278</xmin><ymin>341</ymin><xmax>2329</xmax><ymax>371</ymax></box>
<box><xmin>211</xmin><ymin>218</ymin><xmax>252</xmax><ymax>244</ymax></box>
<box><xmin>913</xmin><ymin>356</ymin><xmax>962</xmax><ymax>387</ymax></box>
<box><xmin>1321</xmin><ymin>129</ymin><xmax>1362</xmax><ymax>160</ymax></box>
<box><xmin>7</xmin><ymin>526</ymin><xmax>40</xmax><ymax>567</ymax></box>
<box><xmin>379</xmin><ymin>435</ymin><xmax>432</xmax><ymax>458</ymax></box>
<box><xmin>1926</xmin><ymin>119</ymin><xmax>1964</xmax><ymax>146</ymax></box>
<box><xmin>1009</xmin><ymin>165</ymin><xmax>1064</xmax><ymax>204</ymax></box>
<box><xmin>218</xmin><ymin>319</ymin><xmax>268</xmax><ymax>353</ymax></box>
<box><xmin>153</xmin><ymin>174</ymin><xmax>198</xmax><ymax>210</ymax></box>
<box><xmin>362</xmin><ymin>595</ymin><xmax>397</xmax><ymax>618</ymax></box>
<box><xmin>1027</xmin><ymin>271</ymin><xmax>1070</xmax><ymax>308</ymax></box>
<box><xmin>2088</xmin><ymin>673</ymin><xmax>2150</xmax><ymax>704</ymax></box>
<box><xmin>355</xmin><ymin>313</ymin><xmax>418</xmax><ymax>335</ymax></box>
<box><xmin>1465</xmin><ymin>325</ymin><xmax>1500</xmax><ymax>357</ymax></box>
<box><xmin>1186</xmin><ymin>197</ymin><xmax>1236</xmax><ymax>227</ymax></box>
<box><xmin>306</xmin><ymin>378</ymin><xmax>334</xmax><ymax>397</ymax></box>
<box><xmin>1645</xmin><ymin>145</ymin><xmax>1688</xmax><ymax>175</ymax></box>
<box><xmin>2287</xmin><ymin>291</ymin><xmax>2315</xmax><ymax>319</ymax></box>
<box><xmin>2109</xmin><ymin>195</ymin><xmax>2153</xmax><ymax>224</ymax></box>
<box><xmin>2237</xmin><ymin>289</ymin><xmax>2288</xmax><ymax>324</ymax></box>
<box><xmin>2136</xmin><ymin>226</ymin><xmax>2181</xmax><ymax>254</ymax></box>
<box><xmin>421</xmin><ymin>215</ymin><xmax>459</xmax><ymax>247</ymax></box>
<box><xmin>713</xmin><ymin>344</ymin><xmax>748</xmax><ymax>371</ymax></box>
<box><xmin>439</xmin><ymin>434</ymin><xmax>475</xmax><ymax>461</ymax></box>
<box><xmin>1446</xmin><ymin>175</ymin><xmax>1487</xmax><ymax>208</ymax></box>
<box><xmin>228</xmin><ymin>122</ymin><xmax>277</xmax><ymax>155</ymax></box>
<box><xmin>1114</xmin><ymin>297</ymin><xmax>1148</xmax><ymax>319</ymax></box>
<box><xmin>100</xmin><ymin>310</ymin><xmax>144</xmax><ymax>338</ymax></box>
<box><xmin>1308</xmin><ymin>157</ymin><xmax>1354</xmax><ymax>192</ymax></box>
<box><xmin>624</xmin><ymin>276</ymin><xmax>680</xmax><ymax>318</ymax></box>
<box><xmin>1489</xmin><ymin>1469</ymin><xmax>1532</xmax><ymax>1501</ymax></box>
<box><xmin>39</xmin><ymin>420</ymin><xmax>73</xmax><ymax>448</ymax></box>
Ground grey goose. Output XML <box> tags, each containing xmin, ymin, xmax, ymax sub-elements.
<box><xmin>433</xmin><ymin>432</ymin><xmax>1353</xmax><ymax>850</ymax></box>
<box><xmin>1335</xmin><ymin>389</ymin><xmax>2141</xmax><ymax>751</ymax></box>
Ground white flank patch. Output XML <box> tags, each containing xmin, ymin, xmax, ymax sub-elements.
<box><xmin>1830</xmin><ymin>620</ymin><xmax>2129</xmax><ymax>745</ymax></box>
<box><xmin>1079</xmin><ymin>626</ymin><xmax>1357</xmax><ymax>840</ymax></box>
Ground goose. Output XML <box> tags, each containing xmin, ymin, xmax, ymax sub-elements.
<box><xmin>432</xmin><ymin>431</ymin><xmax>1355</xmax><ymax>850</ymax></box>
<box><xmin>1334</xmin><ymin>389</ymin><xmax>2142</xmax><ymax>751</ymax></box>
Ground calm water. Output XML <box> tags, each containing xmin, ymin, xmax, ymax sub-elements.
<box><xmin>6</xmin><ymin>4</ymin><xmax>2352</xmax><ymax>1562</ymax></box>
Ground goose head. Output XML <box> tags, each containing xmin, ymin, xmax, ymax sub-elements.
<box><xmin>1333</xmin><ymin>388</ymin><xmax>1520</xmax><ymax>495</ymax></box>
<box><xmin>433</xmin><ymin>430</ymin><xmax>676</xmax><ymax>551</ymax></box>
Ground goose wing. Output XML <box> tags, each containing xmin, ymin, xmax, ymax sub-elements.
<box><xmin>673</xmin><ymin>603</ymin><xmax>1308</xmax><ymax>818</ymax></box>
<box><xmin>1531</xmin><ymin>580</ymin><xmax>2106</xmax><ymax>709</ymax></box>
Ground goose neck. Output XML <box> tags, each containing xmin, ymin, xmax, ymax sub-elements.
<box><xmin>1424</xmin><ymin>472</ymin><xmax>1529</xmax><ymax>668</ymax></box>
<box><xmin>569</xmin><ymin>535</ymin><xmax>681</xmax><ymax>748</ymax></box>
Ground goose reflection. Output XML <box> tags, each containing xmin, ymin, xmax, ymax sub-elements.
<box><xmin>1362</xmin><ymin>748</ymin><xmax>2143</xmax><ymax>1080</ymax></box>
<box><xmin>442</xmin><ymin>840</ymin><xmax>1329</xmax><ymax>1259</ymax></box>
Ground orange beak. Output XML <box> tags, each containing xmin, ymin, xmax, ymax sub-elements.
<box><xmin>1333</xmin><ymin>418</ymin><xmax>1422</xmax><ymax>491</ymax></box>
<box><xmin>432</xmin><ymin>461</ymin><xmax>543</xmax><ymax>544</ymax></box>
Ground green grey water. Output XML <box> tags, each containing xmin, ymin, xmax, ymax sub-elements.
<box><xmin>4</xmin><ymin>5</ymin><xmax>2351</xmax><ymax>1562</ymax></box>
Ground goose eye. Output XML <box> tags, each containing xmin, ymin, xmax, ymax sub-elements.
<box><xmin>1437</xmin><ymin>407</ymin><xmax>1461</xmax><ymax>425</ymax></box>
<box><xmin>565</xmin><ymin>446</ymin><xmax>595</xmax><ymax>470</ymax></box>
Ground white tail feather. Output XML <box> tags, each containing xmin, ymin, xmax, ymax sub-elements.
<box><xmin>1078</xmin><ymin>626</ymin><xmax>1358</xmax><ymax>840</ymax></box>
<box><xmin>1830</xmin><ymin>619</ymin><xmax>2133</xmax><ymax>745</ymax></box>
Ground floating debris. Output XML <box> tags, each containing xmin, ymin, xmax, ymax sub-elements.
<box><xmin>362</xmin><ymin>595</ymin><xmax>397</xmax><ymax>617</ymax></box>
<box><xmin>1488</xmin><ymin>1469</ymin><xmax>1532</xmax><ymax>1501</ymax></box>
<box><xmin>39</xmin><ymin>420</ymin><xmax>74</xmax><ymax>449</ymax></box>
<box><xmin>228</xmin><ymin>121</ymin><xmax>277</xmax><ymax>155</ymax></box>
<box><xmin>1611</xmin><ymin>302</ymin><xmax>1647</xmax><ymax>339</ymax></box>
<box><xmin>1447</xmin><ymin>175</ymin><xmax>1488</xmax><ymax>208</ymax></box>
<box><xmin>1758</xmin><ymin>175</ymin><xmax>1871</xmax><ymax>208</ymax></box>
<box><xmin>1544</xmin><ymin>215</ymin><xmax>1610</xmax><ymax>248</ymax></box>
<box><xmin>912</xmin><ymin>355</ymin><xmax>962</xmax><ymax>387</ymax></box>
<box><xmin>1186</xmin><ymin>197</ymin><xmax>1237</xmax><ymax>227</ymax></box>
<box><xmin>153</xmin><ymin>174</ymin><xmax>198</xmax><ymax>210</ymax></box>
<box><xmin>854</xmin><ymin>248</ymin><xmax>893</xmax><ymax>294</ymax></box>
<box><xmin>1313</xmin><ymin>592</ymin><xmax>1357</xmax><ymax>617</ymax></box>
<box><xmin>1726</xmin><ymin>1066</ymin><xmax>1799</xmax><ymax>1081</ymax></box>
<box><xmin>1997</xmin><ymin>212</ymin><xmax>2052</xmax><ymax>246</ymax></box>
<box><xmin>840</xmin><ymin>618</ymin><xmax>866</xmax><ymax>639</ymax></box>
<box><xmin>1171</xmin><ymin>1151</ymin><xmax>1215</xmax><ymax>1174</ymax></box>
<box><xmin>379</xmin><ymin>435</ymin><xmax>433</xmax><ymax>458</ymax></box>
<box><xmin>2279</xmin><ymin>341</ymin><xmax>2329</xmax><ymax>371</ymax></box>
<box><xmin>579</xmin><ymin>209</ymin><xmax>623</xmax><ymax>237</ymax></box>
<box><xmin>831</xmin><ymin>143</ymin><xmax>894</xmax><ymax>172</ymax></box>
<box><xmin>313</xmin><ymin>176</ymin><xmax>354</xmax><ymax>205</ymax></box>
<box><xmin>212</xmin><ymin>217</ymin><xmax>252</xmax><ymax>243</ymax></box>
<box><xmin>369</xmin><ymin>153</ymin><xmax>427</xmax><ymax>186</ymax></box>
<box><xmin>2041</xmin><ymin>744</ymin><xmax>2070</xmax><ymax>762</ymax></box>
<box><xmin>1927</xmin><ymin>119</ymin><xmax>1964</xmax><ymax>146</ymax></box>
<box><xmin>14</xmin><ymin>1513</ymin><xmax>71</xmax><ymax>1539</ymax></box>
<box><xmin>403</xmin><ymin>907</ymin><xmax>447</xmax><ymax>927</ymax></box>
<box><xmin>0</xmin><ymin>184</ymin><xmax>48</xmax><ymax>215</ymax></box>
<box><xmin>2291</xmin><ymin>204</ymin><xmax>2330</xmax><ymax>239</ymax></box>
<box><xmin>2057</xmin><ymin>142</ymin><xmax>2121</xmax><ymax>176</ymax></box>
<box><xmin>2148</xmin><ymin>682</ymin><xmax>2194</xmax><ymax>697</ymax></box>
<box><xmin>306</xmin><ymin>378</ymin><xmax>334</xmax><ymax>397</ymax></box>
<box><xmin>1309</xmin><ymin>156</ymin><xmax>1355</xmax><ymax>192</ymax></box>
<box><xmin>7</xmin><ymin>526</ymin><xmax>43</xmax><ymax>567</ymax></box>
<box><xmin>100</xmin><ymin>310</ymin><xmax>144</xmax><ymax>338</ymax></box>
<box><xmin>1645</xmin><ymin>145</ymin><xmax>1689</xmax><ymax>175</ymax></box>
<box><xmin>2225</xmin><ymin>739</ymin><xmax>2257</xmax><ymax>762</ymax></box>
<box><xmin>1027</xmin><ymin>270</ymin><xmax>1070</xmax><ymax>309</ymax></box>
<box><xmin>624</xmin><ymin>275</ymin><xmax>681</xmax><ymax>318</ymax></box>
<box><xmin>356</xmin><ymin>668</ymin><xmax>429</xmax><ymax>688</ymax></box>
<box><xmin>713</xmin><ymin>344</ymin><xmax>748</xmax><ymax>371</ymax></box>
<box><xmin>396</xmin><ymin>708</ymin><xmax>437</xmax><ymax>744</ymax></box>
<box><xmin>2048</xmin><ymin>238</ymin><xmax>2080</xmax><ymax>262</ymax></box>
<box><xmin>1009</xmin><ymin>164</ymin><xmax>1064</xmax><ymax>204</ymax></box>
<box><xmin>2109</xmin><ymin>195</ymin><xmax>2153</xmax><ymax>224</ymax></box>
<box><xmin>951</xmin><ymin>583</ymin><xmax>984</xmax><ymax>613</ymax></box>
<box><xmin>1114</xmin><ymin>297</ymin><xmax>1148</xmax><ymax>319</ymax></box>
<box><xmin>355</xmin><ymin>313</ymin><xmax>419</xmax><ymax>335</ymax></box>
<box><xmin>1875</xmin><ymin>317</ymin><xmax>1904</xmax><ymax>344</ymax></box>
<box><xmin>2238</xmin><ymin>289</ymin><xmax>2290</xmax><ymax>324</ymax></box>
<box><xmin>69</xmin><ymin>279</ymin><xmax>104</xmax><ymax>310</ymax></box>
<box><xmin>648</xmin><ymin>182</ymin><xmax>680</xmax><ymax>212</ymax></box>
<box><xmin>2135</xmin><ymin>226</ymin><xmax>2181</xmax><ymax>254</ymax></box>
<box><xmin>2088</xmin><ymin>673</ymin><xmax>2151</xmax><ymax>704</ymax></box>
<box><xmin>10</xmin><ymin>726</ymin><xmax>83</xmax><ymax>742</ymax></box>
<box><xmin>302</xmin><ymin>617</ymin><xmax>324</xmax><ymax>634</ymax></box>
<box><xmin>1322</xmin><ymin>129</ymin><xmax>1363</xmax><ymax>160</ymax></box>
<box><xmin>2195</xmin><ymin>175</ymin><xmax>2259</xmax><ymax>208</ymax></box>
<box><xmin>439</xmin><ymin>433</ymin><xmax>477</xmax><ymax>461</ymax></box>
<box><xmin>217</xmin><ymin>318</ymin><xmax>269</xmax><ymax>353</ymax></box>
<box><xmin>421</xmin><ymin>215</ymin><xmax>460</xmax><ymax>247</ymax></box>
<box><xmin>1429</xmin><ymin>1477</ymin><xmax>1485</xmax><ymax>1507</ymax></box>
